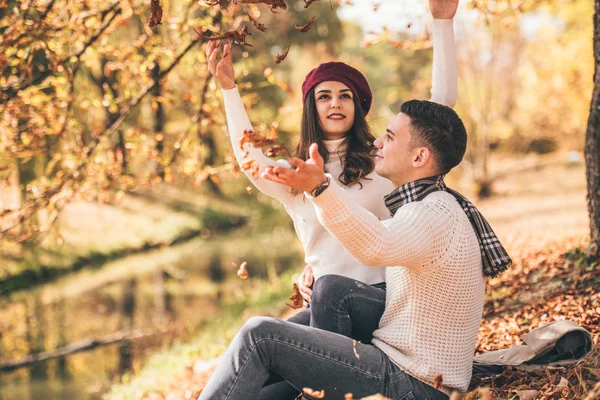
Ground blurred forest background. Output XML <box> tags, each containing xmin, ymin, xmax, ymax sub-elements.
<box><xmin>0</xmin><ymin>0</ymin><xmax>597</xmax><ymax>399</ymax></box>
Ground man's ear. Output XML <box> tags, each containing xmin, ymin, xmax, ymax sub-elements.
<box><xmin>412</xmin><ymin>147</ymin><xmax>430</xmax><ymax>168</ymax></box>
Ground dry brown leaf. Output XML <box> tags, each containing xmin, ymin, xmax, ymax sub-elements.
<box><xmin>237</xmin><ymin>261</ymin><xmax>249</xmax><ymax>280</ymax></box>
<box><xmin>239</xmin><ymin>129</ymin><xmax>276</xmax><ymax>150</ymax></box>
<box><xmin>274</xmin><ymin>42</ymin><xmax>291</xmax><ymax>64</ymax></box>
<box><xmin>302</xmin><ymin>387</ymin><xmax>325</xmax><ymax>399</ymax></box>
<box><xmin>264</xmin><ymin>144</ymin><xmax>289</xmax><ymax>158</ymax></box>
<box><xmin>352</xmin><ymin>339</ymin><xmax>360</xmax><ymax>359</ymax></box>
<box><xmin>303</xmin><ymin>0</ymin><xmax>319</xmax><ymax>8</ymax></box>
<box><xmin>248</xmin><ymin>14</ymin><xmax>267</xmax><ymax>32</ymax></box>
<box><xmin>513</xmin><ymin>389</ymin><xmax>540</xmax><ymax>400</ymax></box>
<box><xmin>294</xmin><ymin>16</ymin><xmax>316</xmax><ymax>33</ymax></box>
<box><xmin>148</xmin><ymin>0</ymin><xmax>163</xmax><ymax>28</ymax></box>
<box><xmin>286</xmin><ymin>283</ymin><xmax>304</xmax><ymax>309</ymax></box>
<box><xmin>194</xmin><ymin>25</ymin><xmax>253</xmax><ymax>47</ymax></box>
<box><xmin>237</xmin><ymin>0</ymin><xmax>287</xmax><ymax>12</ymax></box>
<box><xmin>433</xmin><ymin>373</ymin><xmax>443</xmax><ymax>390</ymax></box>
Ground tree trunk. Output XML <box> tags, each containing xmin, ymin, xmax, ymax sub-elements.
<box><xmin>586</xmin><ymin>1</ymin><xmax>600</xmax><ymax>255</ymax></box>
<box><xmin>151</xmin><ymin>62</ymin><xmax>166</xmax><ymax>180</ymax></box>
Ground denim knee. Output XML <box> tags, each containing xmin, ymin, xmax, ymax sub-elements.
<box><xmin>312</xmin><ymin>274</ymin><xmax>356</xmax><ymax>308</ymax></box>
<box><xmin>241</xmin><ymin>316</ymin><xmax>278</xmax><ymax>339</ymax></box>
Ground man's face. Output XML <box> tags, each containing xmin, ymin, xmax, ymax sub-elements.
<box><xmin>313</xmin><ymin>81</ymin><xmax>356</xmax><ymax>140</ymax></box>
<box><xmin>373</xmin><ymin>113</ymin><xmax>417</xmax><ymax>184</ymax></box>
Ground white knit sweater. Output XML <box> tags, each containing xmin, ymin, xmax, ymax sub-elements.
<box><xmin>309</xmin><ymin>178</ymin><xmax>486</xmax><ymax>394</ymax></box>
<box><xmin>221</xmin><ymin>19</ymin><xmax>457</xmax><ymax>284</ymax></box>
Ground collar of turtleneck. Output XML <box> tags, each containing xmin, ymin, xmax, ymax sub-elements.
<box><xmin>322</xmin><ymin>137</ymin><xmax>346</xmax><ymax>162</ymax></box>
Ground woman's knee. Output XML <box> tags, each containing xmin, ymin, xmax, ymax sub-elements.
<box><xmin>312</xmin><ymin>274</ymin><xmax>356</xmax><ymax>307</ymax></box>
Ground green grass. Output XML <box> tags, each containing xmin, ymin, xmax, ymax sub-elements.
<box><xmin>105</xmin><ymin>270</ymin><xmax>297</xmax><ymax>400</ymax></box>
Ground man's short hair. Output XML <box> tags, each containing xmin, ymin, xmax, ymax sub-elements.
<box><xmin>401</xmin><ymin>100</ymin><xmax>467</xmax><ymax>174</ymax></box>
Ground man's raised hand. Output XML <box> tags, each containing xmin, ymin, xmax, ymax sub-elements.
<box><xmin>206</xmin><ymin>40</ymin><xmax>236</xmax><ymax>90</ymax></box>
<box><xmin>262</xmin><ymin>143</ymin><xmax>327</xmax><ymax>193</ymax></box>
<box><xmin>430</xmin><ymin>0</ymin><xmax>459</xmax><ymax>19</ymax></box>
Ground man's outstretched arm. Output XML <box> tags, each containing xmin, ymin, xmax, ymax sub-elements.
<box><xmin>262</xmin><ymin>144</ymin><xmax>450</xmax><ymax>269</ymax></box>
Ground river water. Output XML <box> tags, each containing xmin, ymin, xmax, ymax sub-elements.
<box><xmin>0</xmin><ymin>229</ymin><xmax>302</xmax><ymax>400</ymax></box>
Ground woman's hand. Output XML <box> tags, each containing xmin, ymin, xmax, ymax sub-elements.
<box><xmin>298</xmin><ymin>265</ymin><xmax>314</xmax><ymax>307</ymax></box>
<box><xmin>429</xmin><ymin>0</ymin><xmax>459</xmax><ymax>19</ymax></box>
<box><xmin>206</xmin><ymin>40</ymin><xmax>236</xmax><ymax>90</ymax></box>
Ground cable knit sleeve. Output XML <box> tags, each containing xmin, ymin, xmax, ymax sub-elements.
<box><xmin>429</xmin><ymin>19</ymin><xmax>457</xmax><ymax>107</ymax></box>
<box><xmin>221</xmin><ymin>86</ymin><xmax>291</xmax><ymax>201</ymax></box>
<box><xmin>308</xmin><ymin>176</ymin><xmax>454</xmax><ymax>269</ymax></box>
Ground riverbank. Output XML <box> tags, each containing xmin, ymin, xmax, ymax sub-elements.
<box><xmin>0</xmin><ymin>183</ymin><xmax>290</xmax><ymax>295</ymax></box>
<box><xmin>105</xmin><ymin>269</ymin><xmax>300</xmax><ymax>400</ymax></box>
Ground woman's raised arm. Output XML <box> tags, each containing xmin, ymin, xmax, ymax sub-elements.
<box><xmin>429</xmin><ymin>0</ymin><xmax>458</xmax><ymax>107</ymax></box>
<box><xmin>206</xmin><ymin>41</ymin><xmax>291</xmax><ymax>201</ymax></box>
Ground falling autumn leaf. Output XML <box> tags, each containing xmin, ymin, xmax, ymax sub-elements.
<box><xmin>264</xmin><ymin>144</ymin><xmax>289</xmax><ymax>158</ymax></box>
<box><xmin>286</xmin><ymin>283</ymin><xmax>303</xmax><ymax>309</ymax></box>
<box><xmin>433</xmin><ymin>373</ymin><xmax>443</xmax><ymax>390</ymax></box>
<box><xmin>248</xmin><ymin>14</ymin><xmax>267</xmax><ymax>32</ymax></box>
<box><xmin>237</xmin><ymin>261</ymin><xmax>249</xmax><ymax>280</ymax></box>
<box><xmin>352</xmin><ymin>339</ymin><xmax>360</xmax><ymax>359</ymax></box>
<box><xmin>302</xmin><ymin>387</ymin><xmax>325</xmax><ymax>399</ymax></box>
<box><xmin>148</xmin><ymin>0</ymin><xmax>163</xmax><ymax>28</ymax></box>
<box><xmin>193</xmin><ymin>25</ymin><xmax>253</xmax><ymax>47</ymax></box>
<box><xmin>239</xmin><ymin>129</ymin><xmax>276</xmax><ymax>151</ymax></box>
<box><xmin>274</xmin><ymin>42</ymin><xmax>291</xmax><ymax>64</ymax></box>
<box><xmin>303</xmin><ymin>0</ymin><xmax>319</xmax><ymax>8</ymax></box>
<box><xmin>294</xmin><ymin>16</ymin><xmax>316</xmax><ymax>33</ymax></box>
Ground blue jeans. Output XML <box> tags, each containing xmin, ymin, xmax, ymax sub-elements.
<box><xmin>257</xmin><ymin>278</ymin><xmax>386</xmax><ymax>400</ymax></box>
<box><xmin>311</xmin><ymin>274</ymin><xmax>387</xmax><ymax>344</ymax></box>
<box><xmin>198</xmin><ymin>316</ymin><xmax>448</xmax><ymax>400</ymax></box>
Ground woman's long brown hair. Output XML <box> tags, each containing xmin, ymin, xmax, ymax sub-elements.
<box><xmin>292</xmin><ymin>88</ymin><xmax>376</xmax><ymax>194</ymax></box>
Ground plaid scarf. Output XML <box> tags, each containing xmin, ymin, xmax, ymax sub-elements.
<box><xmin>383</xmin><ymin>175</ymin><xmax>511</xmax><ymax>278</ymax></box>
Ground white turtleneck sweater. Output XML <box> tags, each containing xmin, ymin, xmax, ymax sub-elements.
<box><xmin>220</xmin><ymin>19</ymin><xmax>456</xmax><ymax>284</ymax></box>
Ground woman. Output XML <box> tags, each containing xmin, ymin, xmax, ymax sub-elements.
<box><xmin>204</xmin><ymin>3</ymin><xmax>456</xmax><ymax>396</ymax></box>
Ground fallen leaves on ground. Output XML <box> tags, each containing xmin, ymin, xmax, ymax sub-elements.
<box><xmin>463</xmin><ymin>236</ymin><xmax>600</xmax><ymax>399</ymax></box>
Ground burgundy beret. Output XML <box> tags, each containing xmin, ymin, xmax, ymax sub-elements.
<box><xmin>301</xmin><ymin>62</ymin><xmax>373</xmax><ymax>115</ymax></box>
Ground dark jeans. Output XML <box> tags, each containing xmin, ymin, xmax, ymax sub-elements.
<box><xmin>311</xmin><ymin>275</ymin><xmax>387</xmax><ymax>344</ymax></box>
<box><xmin>257</xmin><ymin>277</ymin><xmax>386</xmax><ymax>400</ymax></box>
<box><xmin>198</xmin><ymin>316</ymin><xmax>448</xmax><ymax>400</ymax></box>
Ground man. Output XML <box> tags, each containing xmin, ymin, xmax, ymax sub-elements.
<box><xmin>198</xmin><ymin>100</ymin><xmax>510</xmax><ymax>399</ymax></box>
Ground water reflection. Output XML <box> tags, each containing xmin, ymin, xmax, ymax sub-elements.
<box><xmin>0</xmin><ymin>231</ymin><xmax>302</xmax><ymax>400</ymax></box>
<box><xmin>117</xmin><ymin>279</ymin><xmax>136</xmax><ymax>375</ymax></box>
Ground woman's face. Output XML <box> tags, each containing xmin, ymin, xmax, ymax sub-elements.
<box><xmin>313</xmin><ymin>81</ymin><xmax>356</xmax><ymax>140</ymax></box>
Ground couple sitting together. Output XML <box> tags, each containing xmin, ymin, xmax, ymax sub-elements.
<box><xmin>200</xmin><ymin>0</ymin><xmax>511</xmax><ymax>399</ymax></box>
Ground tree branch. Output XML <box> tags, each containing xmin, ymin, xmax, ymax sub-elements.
<box><xmin>0</xmin><ymin>2</ymin><xmax>122</xmax><ymax>101</ymax></box>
